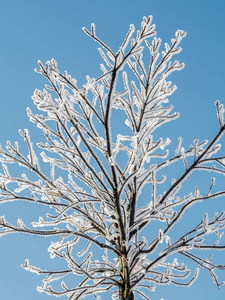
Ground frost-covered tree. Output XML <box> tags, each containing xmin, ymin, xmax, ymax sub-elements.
<box><xmin>0</xmin><ymin>16</ymin><xmax>225</xmax><ymax>300</ymax></box>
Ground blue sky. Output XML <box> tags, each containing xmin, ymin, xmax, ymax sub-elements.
<box><xmin>0</xmin><ymin>0</ymin><xmax>225</xmax><ymax>299</ymax></box>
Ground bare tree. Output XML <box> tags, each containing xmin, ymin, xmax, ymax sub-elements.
<box><xmin>0</xmin><ymin>16</ymin><xmax>225</xmax><ymax>300</ymax></box>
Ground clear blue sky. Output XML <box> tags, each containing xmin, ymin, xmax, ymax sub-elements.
<box><xmin>0</xmin><ymin>0</ymin><xmax>225</xmax><ymax>299</ymax></box>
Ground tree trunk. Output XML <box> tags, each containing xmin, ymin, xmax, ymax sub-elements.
<box><xmin>119</xmin><ymin>254</ymin><xmax>134</xmax><ymax>300</ymax></box>
<box><xmin>119</xmin><ymin>286</ymin><xmax>134</xmax><ymax>300</ymax></box>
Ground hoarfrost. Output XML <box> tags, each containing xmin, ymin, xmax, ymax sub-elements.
<box><xmin>0</xmin><ymin>15</ymin><xmax>224</xmax><ymax>300</ymax></box>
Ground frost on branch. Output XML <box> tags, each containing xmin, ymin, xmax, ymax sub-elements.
<box><xmin>0</xmin><ymin>15</ymin><xmax>225</xmax><ymax>300</ymax></box>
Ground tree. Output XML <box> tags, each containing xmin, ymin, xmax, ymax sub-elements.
<box><xmin>0</xmin><ymin>15</ymin><xmax>225</xmax><ymax>300</ymax></box>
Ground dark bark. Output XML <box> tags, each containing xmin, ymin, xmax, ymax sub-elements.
<box><xmin>119</xmin><ymin>286</ymin><xmax>134</xmax><ymax>300</ymax></box>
